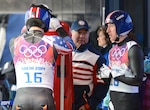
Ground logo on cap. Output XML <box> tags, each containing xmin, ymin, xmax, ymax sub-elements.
<box><xmin>78</xmin><ymin>20</ymin><xmax>86</xmax><ymax>26</ymax></box>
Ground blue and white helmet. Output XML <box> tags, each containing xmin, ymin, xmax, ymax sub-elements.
<box><xmin>25</xmin><ymin>4</ymin><xmax>52</xmax><ymax>32</ymax></box>
<box><xmin>105</xmin><ymin>10</ymin><xmax>133</xmax><ymax>36</ymax></box>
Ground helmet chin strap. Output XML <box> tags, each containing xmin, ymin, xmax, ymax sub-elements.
<box><xmin>115</xmin><ymin>34</ymin><xmax>128</xmax><ymax>43</ymax></box>
<box><xmin>115</xmin><ymin>37</ymin><xmax>119</xmax><ymax>41</ymax></box>
<box><xmin>115</xmin><ymin>35</ymin><xmax>119</xmax><ymax>42</ymax></box>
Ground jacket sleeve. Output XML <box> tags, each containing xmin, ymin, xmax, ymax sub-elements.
<box><xmin>87</xmin><ymin>82</ymin><xmax>110</xmax><ymax>110</ymax></box>
<box><xmin>56</xmin><ymin>27</ymin><xmax>75</xmax><ymax>52</ymax></box>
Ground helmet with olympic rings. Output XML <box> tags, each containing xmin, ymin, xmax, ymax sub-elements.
<box><xmin>25</xmin><ymin>4</ymin><xmax>53</xmax><ymax>32</ymax></box>
<box><xmin>105</xmin><ymin>10</ymin><xmax>133</xmax><ymax>36</ymax></box>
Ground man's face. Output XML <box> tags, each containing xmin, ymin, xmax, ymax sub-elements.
<box><xmin>71</xmin><ymin>29</ymin><xmax>89</xmax><ymax>48</ymax></box>
<box><xmin>106</xmin><ymin>23</ymin><xmax>117</xmax><ymax>43</ymax></box>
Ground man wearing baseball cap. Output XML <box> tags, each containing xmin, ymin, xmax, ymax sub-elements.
<box><xmin>71</xmin><ymin>19</ymin><xmax>109</xmax><ymax>110</ymax></box>
<box><xmin>71</xmin><ymin>20</ymin><xmax>89</xmax><ymax>31</ymax></box>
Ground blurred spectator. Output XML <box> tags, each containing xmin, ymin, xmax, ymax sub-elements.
<box><xmin>96</xmin><ymin>26</ymin><xmax>112</xmax><ymax>110</ymax></box>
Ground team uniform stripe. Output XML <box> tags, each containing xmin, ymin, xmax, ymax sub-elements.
<box><xmin>73</xmin><ymin>71</ymin><xmax>92</xmax><ymax>76</ymax></box>
<box><xmin>73</xmin><ymin>66</ymin><xmax>93</xmax><ymax>72</ymax></box>
<box><xmin>73</xmin><ymin>60</ymin><xmax>93</xmax><ymax>67</ymax></box>
<box><xmin>73</xmin><ymin>76</ymin><xmax>92</xmax><ymax>80</ymax></box>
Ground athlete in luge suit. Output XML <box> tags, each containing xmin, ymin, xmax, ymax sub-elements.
<box><xmin>98</xmin><ymin>10</ymin><xmax>144</xmax><ymax>110</ymax></box>
<box><xmin>9</xmin><ymin>4</ymin><xmax>74</xmax><ymax>110</ymax></box>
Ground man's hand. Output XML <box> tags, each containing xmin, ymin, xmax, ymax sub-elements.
<box><xmin>79</xmin><ymin>91</ymin><xmax>90</xmax><ymax>110</ymax></box>
<box><xmin>79</xmin><ymin>105</ymin><xmax>86</xmax><ymax>110</ymax></box>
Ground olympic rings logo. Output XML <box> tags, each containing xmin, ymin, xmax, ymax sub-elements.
<box><xmin>19</xmin><ymin>45</ymin><xmax>47</xmax><ymax>58</ymax></box>
<box><xmin>111</xmin><ymin>47</ymin><xmax>126</xmax><ymax>60</ymax></box>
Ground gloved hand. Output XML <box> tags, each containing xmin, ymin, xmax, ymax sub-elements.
<box><xmin>49</xmin><ymin>18</ymin><xmax>62</xmax><ymax>30</ymax></box>
<box><xmin>97</xmin><ymin>64</ymin><xmax>111</xmax><ymax>78</ymax></box>
<box><xmin>111</xmin><ymin>64</ymin><xmax>126</xmax><ymax>78</ymax></box>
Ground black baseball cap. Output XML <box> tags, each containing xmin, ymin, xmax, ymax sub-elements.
<box><xmin>71</xmin><ymin>20</ymin><xmax>89</xmax><ymax>31</ymax></box>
